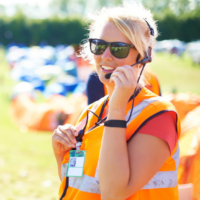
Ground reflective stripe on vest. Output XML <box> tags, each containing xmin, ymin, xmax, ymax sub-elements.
<box><xmin>126</xmin><ymin>96</ymin><xmax>163</xmax><ymax>125</ymax></box>
<box><xmin>142</xmin><ymin>144</ymin><xmax>179</xmax><ymax>189</ymax></box>
<box><xmin>61</xmin><ymin>163</ymin><xmax>68</xmax><ymax>181</ymax></box>
<box><xmin>61</xmin><ymin>144</ymin><xmax>180</xmax><ymax>193</ymax></box>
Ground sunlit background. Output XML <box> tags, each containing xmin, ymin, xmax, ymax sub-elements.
<box><xmin>0</xmin><ymin>0</ymin><xmax>200</xmax><ymax>199</ymax></box>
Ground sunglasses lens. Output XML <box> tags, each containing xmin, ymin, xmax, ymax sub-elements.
<box><xmin>90</xmin><ymin>39</ymin><xmax>107</xmax><ymax>55</ymax></box>
<box><xmin>110</xmin><ymin>43</ymin><xmax>130</xmax><ymax>58</ymax></box>
<box><xmin>89</xmin><ymin>39</ymin><xmax>131</xmax><ymax>58</ymax></box>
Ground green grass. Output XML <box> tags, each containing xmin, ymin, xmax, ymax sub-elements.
<box><xmin>0</xmin><ymin>48</ymin><xmax>200</xmax><ymax>199</ymax></box>
<box><xmin>0</xmin><ymin>48</ymin><xmax>60</xmax><ymax>200</ymax></box>
<box><xmin>150</xmin><ymin>52</ymin><xmax>200</xmax><ymax>94</ymax></box>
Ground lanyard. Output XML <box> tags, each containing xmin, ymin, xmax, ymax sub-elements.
<box><xmin>76</xmin><ymin>96</ymin><xmax>109</xmax><ymax>142</ymax></box>
<box><xmin>76</xmin><ymin>83</ymin><xmax>143</xmax><ymax>143</ymax></box>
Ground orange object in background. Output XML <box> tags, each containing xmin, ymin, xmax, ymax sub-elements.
<box><xmin>10</xmin><ymin>93</ymin><xmax>87</xmax><ymax>132</ymax></box>
<box><xmin>163</xmin><ymin>93</ymin><xmax>200</xmax><ymax>122</ymax></box>
<box><xmin>178</xmin><ymin>106</ymin><xmax>200</xmax><ymax>200</ymax></box>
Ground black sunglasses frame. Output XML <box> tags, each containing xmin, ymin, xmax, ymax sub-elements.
<box><xmin>89</xmin><ymin>38</ymin><xmax>135</xmax><ymax>59</ymax></box>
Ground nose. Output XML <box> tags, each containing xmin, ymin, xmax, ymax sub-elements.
<box><xmin>102</xmin><ymin>46</ymin><xmax>113</xmax><ymax>62</ymax></box>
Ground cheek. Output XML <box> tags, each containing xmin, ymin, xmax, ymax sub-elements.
<box><xmin>94</xmin><ymin>55</ymin><xmax>101</xmax><ymax>64</ymax></box>
<box><xmin>115</xmin><ymin>58</ymin><xmax>133</xmax><ymax>67</ymax></box>
<box><xmin>115</xmin><ymin>53</ymin><xmax>137</xmax><ymax>66</ymax></box>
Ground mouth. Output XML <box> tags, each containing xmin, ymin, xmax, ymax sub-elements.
<box><xmin>101</xmin><ymin>65</ymin><xmax>116</xmax><ymax>73</ymax></box>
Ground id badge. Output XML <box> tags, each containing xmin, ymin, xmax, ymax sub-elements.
<box><xmin>66</xmin><ymin>150</ymin><xmax>86</xmax><ymax>177</ymax></box>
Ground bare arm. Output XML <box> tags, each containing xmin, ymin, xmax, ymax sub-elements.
<box><xmin>98</xmin><ymin>66</ymin><xmax>170</xmax><ymax>200</ymax></box>
<box><xmin>99</xmin><ymin>111</ymin><xmax>170</xmax><ymax>200</ymax></box>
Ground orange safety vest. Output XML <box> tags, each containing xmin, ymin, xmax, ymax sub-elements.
<box><xmin>144</xmin><ymin>71</ymin><xmax>161</xmax><ymax>96</ymax></box>
<box><xmin>59</xmin><ymin>87</ymin><xmax>181</xmax><ymax>200</ymax></box>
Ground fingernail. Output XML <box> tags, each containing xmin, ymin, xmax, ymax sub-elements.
<box><xmin>73</xmin><ymin>139</ymin><xmax>77</xmax><ymax>143</ymax></box>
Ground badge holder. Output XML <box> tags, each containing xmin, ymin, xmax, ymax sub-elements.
<box><xmin>66</xmin><ymin>150</ymin><xmax>86</xmax><ymax>177</ymax></box>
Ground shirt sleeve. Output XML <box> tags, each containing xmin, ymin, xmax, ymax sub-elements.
<box><xmin>137</xmin><ymin>111</ymin><xmax>178</xmax><ymax>154</ymax></box>
<box><xmin>86</xmin><ymin>72</ymin><xmax>105</xmax><ymax>105</ymax></box>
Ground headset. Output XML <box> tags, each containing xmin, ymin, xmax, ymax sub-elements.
<box><xmin>76</xmin><ymin>18</ymin><xmax>155</xmax><ymax>142</ymax></box>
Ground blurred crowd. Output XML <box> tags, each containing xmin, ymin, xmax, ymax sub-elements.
<box><xmin>7</xmin><ymin>44</ymin><xmax>92</xmax><ymax>132</ymax></box>
<box><xmin>155</xmin><ymin>39</ymin><xmax>200</xmax><ymax>64</ymax></box>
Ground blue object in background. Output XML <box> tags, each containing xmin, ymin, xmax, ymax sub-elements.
<box><xmin>57</xmin><ymin>75</ymin><xmax>81</xmax><ymax>92</ymax></box>
<box><xmin>43</xmin><ymin>83</ymin><xmax>68</xmax><ymax>97</ymax></box>
<box><xmin>19</xmin><ymin>75</ymin><xmax>45</xmax><ymax>92</ymax></box>
<box><xmin>20</xmin><ymin>75</ymin><xmax>36</xmax><ymax>82</ymax></box>
<box><xmin>63</xmin><ymin>61</ymin><xmax>78</xmax><ymax>77</ymax></box>
<box><xmin>73</xmin><ymin>82</ymin><xmax>86</xmax><ymax>94</ymax></box>
<box><xmin>31</xmin><ymin>78</ymin><xmax>45</xmax><ymax>92</ymax></box>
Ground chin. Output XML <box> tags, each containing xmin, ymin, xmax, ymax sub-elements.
<box><xmin>98</xmin><ymin>74</ymin><xmax>107</xmax><ymax>82</ymax></box>
<box><xmin>99</xmin><ymin>75</ymin><xmax>113</xmax><ymax>87</ymax></box>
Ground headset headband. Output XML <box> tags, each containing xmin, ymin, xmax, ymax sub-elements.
<box><xmin>143</xmin><ymin>18</ymin><xmax>154</xmax><ymax>60</ymax></box>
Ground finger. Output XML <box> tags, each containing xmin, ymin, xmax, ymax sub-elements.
<box><xmin>110</xmin><ymin>75</ymin><xmax>122</xmax><ymax>86</ymax></box>
<box><xmin>54</xmin><ymin>128</ymin><xmax>76</xmax><ymax>147</ymax></box>
<box><xmin>58</xmin><ymin>125</ymin><xmax>77</xmax><ymax>145</ymax></box>
<box><xmin>117</xmin><ymin>66</ymin><xmax>138</xmax><ymax>86</ymax></box>
<box><xmin>70</xmin><ymin>126</ymin><xmax>78</xmax><ymax>137</ymax></box>
<box><xmin>115</xmin><ymin>66</ymin><xmax>136</xmax><ymax>82</ymax></box>
<box><xmin>111</xmin><ymin>71</ymin><xmax>127</xmax><ymax>84</ymax></box>
<box><xmin>54</xmin><ymin>134</ymin><xmax>73</xmax><ymax>148</ymax></box>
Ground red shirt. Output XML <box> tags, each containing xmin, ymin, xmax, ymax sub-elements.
<box><xmin>137</xmin><ymin>111</ymin><xmax>178</xmax><ymax>154</ymax></box>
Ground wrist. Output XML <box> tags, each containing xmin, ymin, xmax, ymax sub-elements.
<box><xmin>104</xmin><ymin>120</ymin><xmax>127</xmax><ymax>128</ymax></box>
<box><xmin>107</xmin><ymin>108</ymin><xmax>126</xmax><ymax>120</ymax></box>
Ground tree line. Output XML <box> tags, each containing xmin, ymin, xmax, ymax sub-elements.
<box><xmin>0</xmin><ymin>7</ymin><xmax>199</xmax><ymax>46</ymax></box>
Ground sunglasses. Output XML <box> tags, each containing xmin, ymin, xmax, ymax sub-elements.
<box><xmin>89</xmin><ymin>38</ymin><xmax>135</xmax><ymax>58</ymax></box>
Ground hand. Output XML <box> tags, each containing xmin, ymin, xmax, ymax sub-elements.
<box><xmin>109</xmin><ymin>65</ymin><xmax>138</xmax><ymax>111</ymax></box>
<box><xmin>52</xmin><ymin>124</ymin><xmax>78</xmax><ymax>155</ymax></box>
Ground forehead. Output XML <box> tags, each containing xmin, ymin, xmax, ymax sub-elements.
<box><xmin>97</xmin><ymin>22</ymin><xmax>131</xmax><ymax>44</ymax></box>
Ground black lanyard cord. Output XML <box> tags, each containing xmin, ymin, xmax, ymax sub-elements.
<box><xmin>76</xmin><ymin>96</ymin><xmax>109</xmax><ymax>142</ymax></box>
<box><xmin>126</xmin><ymin>64</ymin><xmax>146</xmax><ymax>123</ymax></box>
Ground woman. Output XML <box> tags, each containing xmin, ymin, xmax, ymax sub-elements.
<box><xmin>52</xmin><ymin>2</ymin><xmax>180</xmax><ymax>200</ymax></box>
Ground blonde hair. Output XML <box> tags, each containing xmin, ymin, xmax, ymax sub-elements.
<box><xmin>79</xmin><ymin>1</ymin><xmax>158</xmax><ymax>64</ymax></box>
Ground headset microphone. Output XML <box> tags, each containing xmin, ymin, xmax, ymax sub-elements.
<box><xmin>104</xmin><ymin>56</ymin><xmax>151</xmax><ymax>79</ymax></box>
<box><xmin>105</xmin><ymin>73</ymin><xmax>112</xmax><ymax>79</ymax></box>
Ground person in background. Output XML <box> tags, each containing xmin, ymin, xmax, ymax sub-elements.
<box><xmin>52</xmin><ymin>2</ymin><xmax>180</xmax><ymax>200</ymax></box>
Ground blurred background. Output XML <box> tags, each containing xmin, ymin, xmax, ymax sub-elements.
<box><xmin>0</xmin><ymin>0</ymin><xmax>200</xmax><ymax>199</ymax></box>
